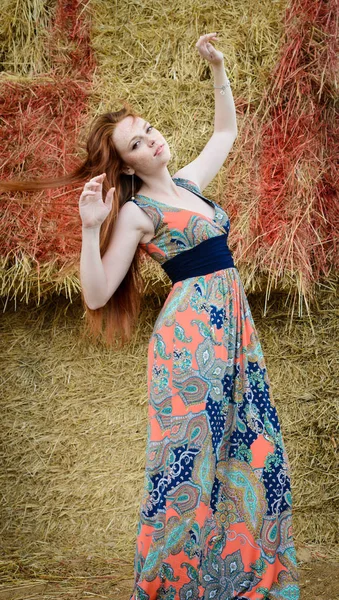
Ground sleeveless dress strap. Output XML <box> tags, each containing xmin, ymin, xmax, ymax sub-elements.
<box><xmin>126</xmin><ymin>177</ymin><xmax>210</xmax><ymax>239</ymax></box>
<box><xmin>172</xmin><ymin>176</ymin><xmax>201</xmax><ymax>195</ymax></box>
<box><xmin>126</xmin><ymin>197</ymin><xmax>163</xmax><ymax>236</ymax></box>
<box><xmin>172</xmin><ymin>176</ymin><xmax>215</xmax><ymax>209</ymax></box>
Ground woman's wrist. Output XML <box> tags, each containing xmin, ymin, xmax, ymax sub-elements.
<box><xmin>82</xmin><ymin>224</ymin><xmax>101</xmax><ymax>236</ymax></box>
<box><xmin>211</xmin><ymin>61</ymin><xmax>231</xmax><ymax>91</ymax></box>
<box><xmin>211</xmin><ymin>59</ymin><xmax>225</xmax><ymax>72</ymax></box>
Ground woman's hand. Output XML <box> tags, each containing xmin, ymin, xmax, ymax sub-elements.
<box><xmin>79</xmin><ymin>173</ymin><xmax>115</xmax><ymax>229</ymax></box>
<box><xmin>195</xmin><ymin>32</ymin><xmax>223</xmax><ymax>66</ymax></box>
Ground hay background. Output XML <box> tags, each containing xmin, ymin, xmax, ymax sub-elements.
<box><xmin>3</xmin><ymin>0</ymin><xmax>324</xmax><ymax>307</ymax></box>
<box><xmin>2</xmin><ymin>0</ymin><xmax>337</xmax><ymax>309</ymax></box>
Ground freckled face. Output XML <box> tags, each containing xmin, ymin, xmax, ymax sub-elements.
<box><xmin>112</xmin><ymin>115</ymin><xmax>169</xmax><ymax>175</ymax></box>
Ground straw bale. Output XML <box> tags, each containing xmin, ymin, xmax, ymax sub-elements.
<box><xmin>0</xmin><ymin>0</ymin><xmax>56</xmax><ymax>75</ymax></box>
<box><xmin>0</xmin><ymin>283</ymin><xmax>338</xmax><ymax>577</ymax></box>
<box><xmin>1</xmin><ymin>0</ymin><xmax>337</xmax><ymax>319</ymax></box>
<box><xmin>0</xmin><ymin>0</ymin><xmax>94</xmax><ymax>78</ymax></box>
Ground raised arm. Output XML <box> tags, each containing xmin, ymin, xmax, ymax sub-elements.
<box><xmin>79</xmin><ymin>174</ymin><xmax>153</xmax><ymax>310</ymax></box>
<box><xmin>173</xmin><ymin>33</ymin><xmax>238</xmax><ymax>191</ymax></box>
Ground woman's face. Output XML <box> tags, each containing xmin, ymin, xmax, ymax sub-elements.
<box><xmin>112</xmin><ymin>115</ymin><xmax>170</xmax><ymax>176</ymax></box>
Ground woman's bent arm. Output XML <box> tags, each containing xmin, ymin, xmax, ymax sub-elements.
<box><xmin>80</xmin><ymin>201</ymin><xmax>153</xmax><ymax>310</ymax></box>
<box><xmin>80</xmin><ymin>225</ymin><xmax>108</xmax><ymax>309</ymax></box>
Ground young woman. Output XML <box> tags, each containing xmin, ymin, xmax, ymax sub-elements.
<box><xmin>1</xmin><ymin>33</ymin><xmax>300</xmax><ymax>600</ymax></box>
<box><xmin>80</xmin><ymin>33</ymin><xmax>300</xmax><ymax>600</ymax></box>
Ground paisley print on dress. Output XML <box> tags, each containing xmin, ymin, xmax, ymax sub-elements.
<box><xmin>128</xmin><ymin>177</ymin><xmax>300</xmax><ymax>599</ymax></box>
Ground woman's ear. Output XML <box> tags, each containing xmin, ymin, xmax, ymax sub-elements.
<box><xmin>121</xmin><ymin>167</ymin><xmax>135</xmax><ymax>176</ymax></box>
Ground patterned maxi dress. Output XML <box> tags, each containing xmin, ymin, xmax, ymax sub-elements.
<box><xmin>127</xmin><ymin>177</ymin><xmax>300</xmax><ymax>600</ymax></box>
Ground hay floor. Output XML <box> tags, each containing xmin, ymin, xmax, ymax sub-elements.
<box><xmin>1</xmin><ymin>283</ymin><xmax>338</xmax><ymax>594</ymax></box>
<box><xmin>0</xmin><ymin>558</ymin><xmax>338</xmax><ymax>599</ymax></box>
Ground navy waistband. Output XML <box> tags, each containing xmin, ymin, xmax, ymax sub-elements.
<box><xmin>161</xmin><ymin>234</ymin><xmax>236</xmax><ymax>284</ymax></box>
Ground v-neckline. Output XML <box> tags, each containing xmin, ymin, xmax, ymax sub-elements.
<box><xmin>134</xmin><ymin>178</ymin><xmax>217</xmax><ymax>223</ymax></box>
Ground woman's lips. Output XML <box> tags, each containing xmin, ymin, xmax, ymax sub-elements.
<box><xmin>155</xmin><ymin>144</ymin><xmax>164</xmax><ymax>156</ymax></box>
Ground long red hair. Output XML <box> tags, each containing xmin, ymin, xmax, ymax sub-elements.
<box><xmin>0</xmin><ymin>102</ymin><xmax>148</xmax><ymax>347</ymax></box>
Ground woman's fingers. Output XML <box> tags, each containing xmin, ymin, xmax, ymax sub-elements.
<box><xmin>105</xmin><ymin>188</ymin><xmax>115</xmax><ymax>207</ymax></box>
<box><xmin>199</xmin><ymin>32</ymin><xmax>217</xmax><ymax>38</ymax></box>
<box><xmin>80</xmin><ymin>191</ymin><xmax>96</xmax><ymax>197</ymax></box>
<box><xmin>196</xmin><ymin>32</ymin><xmax>218</xmax><ymax>45</ymax></box>
<box><xmin>81</xmin><ymin>172</ymin><xmax>107</xmax><ymax>196</ymax></box>
<box><xmin>196</xmin><ymin>37</ymin><xmax>218</xmax><ymax>53</ymax></box>
<box><xmin>84</xmin><ymin>183</ymin><xmax>98</xmax><ymax>191</ymax></box>
<box><xmin>81</xmin><ymin>172</ymin><xmax>112</xmax><ymax>198</ymax></box>
<box><xmin>87</xmin><ymin>173</ymin><xmax>106</xmax><ymax>185</ymax></box>
<box><xmin>84</xmin><ymin>175</ymin><xmax>105</xmax><ymax>190</ymax></box>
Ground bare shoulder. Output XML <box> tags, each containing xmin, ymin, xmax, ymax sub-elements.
<box><xmin>116</xmin><ymin>199</ymin><xmax>154</xmax><ymax>236</ymax></box>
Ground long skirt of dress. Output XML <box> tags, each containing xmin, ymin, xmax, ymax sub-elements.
<box><xmin>129</xmin><ymin>268</ymin><xmax>300</xmax><ymax>600</ymax></box>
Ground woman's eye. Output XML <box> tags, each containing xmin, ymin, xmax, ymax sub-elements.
<box><xmin>132</xmin><ymin>125</ymin><xmax>153</xmax><ymax>150</ymax></box>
